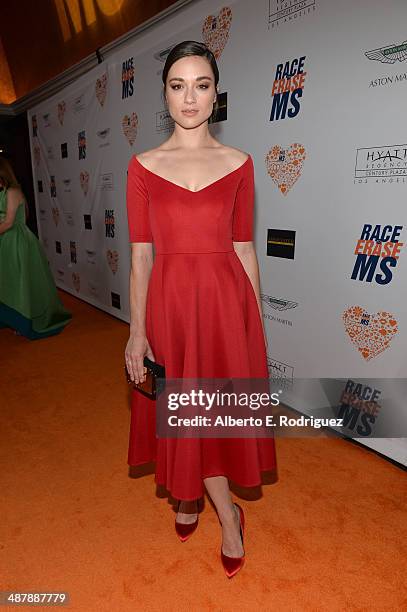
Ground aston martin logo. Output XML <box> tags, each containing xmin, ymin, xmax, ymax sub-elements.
<box><xmin>261</xmin><ymin>294</ymin><xmax>298</xmax><ymax>311</ymax></box>
<box><xmin>365</xmin><ymin>40</ymin><xmax>407</xmax><ymax>64</ymax></box>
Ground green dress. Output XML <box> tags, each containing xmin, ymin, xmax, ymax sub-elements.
<box><xmin>0</xmin><ymin>188</ymin><xmax>72</xmax><ymax>339</ymax></box>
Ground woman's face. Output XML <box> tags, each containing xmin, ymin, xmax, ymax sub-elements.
<box><xmin>165</xmin><ymin>55</ymin><xmax>217</xmax><ymax>126</ymax></box>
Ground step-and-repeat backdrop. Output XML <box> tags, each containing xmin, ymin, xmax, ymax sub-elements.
<box><xmin>28</xmin><ymin>0</ymin><xmax>407</xmax><ymax>465</ymax></box>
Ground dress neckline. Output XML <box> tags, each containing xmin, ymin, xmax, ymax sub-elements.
<box><xmin>133</xmin><ymin>153</ymin><xmax>251</xmax><ymax>194</ymax></box>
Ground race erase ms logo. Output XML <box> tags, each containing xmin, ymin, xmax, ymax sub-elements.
<box><xmin>351</xmin><ymin>224</ymin><xmax>404</xmax><ymax>285</ymax></box>
<box><xmin>270</xmin><ymin>56</ymin><xmax>307</xmax><ymax>121</ymax></box>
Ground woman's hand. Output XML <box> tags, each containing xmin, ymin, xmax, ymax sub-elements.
<box><xmin>125</xmin><ymin>333</ymin><xmax>155</xmax><ymax>384</ymax></box>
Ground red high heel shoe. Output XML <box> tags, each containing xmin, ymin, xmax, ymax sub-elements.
<box><xmin>175</xmin><ymin>500</ymin><xmax>199</xmax><ymax>542</ymax></box>
<box><xmin>221</xmin><ymin>503</ymin><xmax>245</xmax><ymax>578</ymax></box>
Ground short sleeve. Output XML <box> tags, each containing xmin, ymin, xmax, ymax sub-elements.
<box><xmin>126</xmin><ymin>156</ymin><xmax>153</xmax><ymax>243</ymax></box>
<box><xmin>232</xmin><ymin>155</ymin><xmax>254</xmax><ymax>241</ymax></box>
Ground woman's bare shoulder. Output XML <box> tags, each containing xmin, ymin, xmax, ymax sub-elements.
<box><xmin>6</xmin><ymin>186</ymin><xmax>25</xmax><ymax>203</ymax></box>
<box><xmin>223</xmin><ymin>146</ymin><xmax>250</xmax><ymax>164</ymax></box>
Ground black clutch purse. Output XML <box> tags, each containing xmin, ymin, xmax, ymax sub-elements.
<box><xmin>125</xmin><ymin>356</ymin><xmax>165</xmax><ymax>400</ymax></box>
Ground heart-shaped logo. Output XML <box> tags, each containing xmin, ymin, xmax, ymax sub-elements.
<box><xmin>80</xmin><ymin>171</ymin><xmax>89</xmax><ymax>195</ymax></box>
<box><xmin>265</xmin><ymin>144</ymin><xmax>306</xmax><ymax>195</ymax></box>
<box><xmin>33</xmin><ymin>145</ymin><xmax>41</xmax><ymax>165</ymax></box>
<box><xmin>202</xmin><ymin>7</ymin><xmax>232</xmax><ymax>59</ymax></box>
<box><xmin>51</xmin><ymin>207</ymin><xmax>60</xmax><ymax>226</ymax></box>
<box><xmin>95</xmin><ymin>72</ymin><xmax>107</xmax><ymax>107</ymax></box>
<box><xmin>122</xmin><ymin>112</ymin><xmax>138</xmax><ymax>146</ymax></box>
<box><xmin>72</xmin><ymin>272</ymin><xmax>80</xmax><ymax>292</ymax></box>
<box><xmin>57</xmin><ymin>101</ymin><xmax>66</xmax><ymax>125</ymax></box>
<box><xmin>342</xmin><ymin>306</ymin><xmax>398</xmax><ymax>361</ymax></box>
<box><xmin>106</xmin><ymin>249</ymin><xmax>119</xmax><ymax>274</ymax></box>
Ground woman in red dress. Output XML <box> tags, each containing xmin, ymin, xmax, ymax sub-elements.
<box><xmin>125</xmin><ymin>41</ymin><xmax>277</xmax><ymax>578</ymax></box>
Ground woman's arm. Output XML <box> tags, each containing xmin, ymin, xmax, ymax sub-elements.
<box><xmin>233</xmin><ymin>241</ymin><xmax>268</xmax><ymax>348</ymax></box>
<box><xmin>0</xmin><ymin>188</ymin><xmax>23</xmax><ymax>235</ymax></box>
<box><xmin>126</xmin><ymin>242</ymin><xmax>154</xmax><ymax>383</ymax></box>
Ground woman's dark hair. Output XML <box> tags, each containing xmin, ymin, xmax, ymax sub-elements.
<box><xmin>161</xmin><ymin>40</ymin><xmax>220</xmax><ymax>115</ymax></box>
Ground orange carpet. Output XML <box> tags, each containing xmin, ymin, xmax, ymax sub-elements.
<box><xmin>1</xmin><ymin>289</ymin><xmax>406</xmax><ymax>611</ymax></box>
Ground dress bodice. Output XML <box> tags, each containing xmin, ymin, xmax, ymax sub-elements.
<box><xmin>126</xmin><ymin>154</ymin><xmax>254</xmax><ymax>254</ymax></box>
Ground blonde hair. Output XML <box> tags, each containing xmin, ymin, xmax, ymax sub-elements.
<box><xmin>0</xmin><ymin>156</ymin><xmax>28</xmax><ymax>220</ymax></box>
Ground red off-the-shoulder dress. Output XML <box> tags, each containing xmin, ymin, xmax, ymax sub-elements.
<box><xmin>126</xmin><ymin>153</ymin><xmax>277</xmax><ymax>500</ymax></box>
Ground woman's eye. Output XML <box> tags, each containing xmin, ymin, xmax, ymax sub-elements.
<box><xmin>170</xmin><ymin>84</ymin><xmax>209</xmax><ymax>90</ymax></box>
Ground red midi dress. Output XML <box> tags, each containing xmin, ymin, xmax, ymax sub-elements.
<box><xmin>126</xmin><ymin>153</ymin><xmax>277</xmax><ymax>500</ymax></box>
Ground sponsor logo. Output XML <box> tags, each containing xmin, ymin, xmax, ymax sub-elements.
<box><xmin>366</xmin><ymin>39</ymin><xmax>407</xmax><ymax>88</ymax></box>
<box><xmin>32</xmin><ymin>115</ymin><xmax>38</xmax><ymax>136</ymax></box>
<box><xmin>266</xmin><ymin>144</ymin><xmax>306</xmax><ymax>194</ymax></box>
<box><xmin>70</xmin><ymin>241</ymin><xmax>77</xmax><ymax>263</ymax></box>
<box><xmin>202</xmin><ymin>7</ymin><xmax>232</xmax><ymax>60</ymax></box>
<box><xmin>106</xmin><ymin>249</ymin><xmax>119</xmax><ymax>274</ymax></box>
<box><xmin>261</xmin><ymin>294</ymin><xmax>297</xmax><ymax>327</ymax></box>
<box><xmin>51</xmin><ymin>207</ymin><xmax>60</xmax><ymax>226</ymax></box>
<box><xmin>78</xmin><ymin>130</ymin><xmax>86</xmax><ymax>160</ymax></box>
<box><xmin>72</xmin><ymin>272</ymin><xmax>80</xmax><ymax>292</ymax></box>
<box><xmin>268</xmin><ymin>357</ymin><xmax>294</xmax><ymax>390</ymax></box>
<box><xmin>122</xmin><ymin>58</ymin><xmax>134</xmax><ymax>98</ymax></box>
<box><xmin>336</xmin><ymin>379</ymin><xmax>382</xmax><ymax>437</ymax></box>
<box><xmin>354</xmin><ymin>144</ymin><xmax>407</xmax><ymax>184</ymax></box>
<box><xmin>365</xmin><ymin>39</ymin><xmax>407</xmax><ymax>64</ymax></box>
<box><xmin>342</xmin><ymin>306</ymin><xmax>398</xmax><ymax>361</ymax></box>
<box><xmin>86</xmin><ymin>249</ymin><xmax>97</xmax><ymax>265</ymax></box>
<box><xmin>50</xmin><ymin>176</ymin><xmax>56</xmax><ymax>198</ymax></box>
<box><xmin>73</xmin><ymin>93</ymin><xmax>86</xmax><ymax>113</ymax></box>
<box><xmin>80</xmin><ymin>171</ymin><xmax>89</xmax><ymax>195</ymax></box>
<box><xmin>351</xmin><ymin>224</ymin><xmax>403</xmax><ymax>285</ymax></box>
<box><xmin>267</xmin><ymin>228</ymin><xmax>296</xmax><ymax>259</ymax></box>
<box><xmin>270</xmin><ymin>56</ymin><xmax>307</xmax><ymax>121</ymax></box>
<box><xmin>64</xmin><ymin>212</ymin><xmax>74</xmax><ymax>226</ymax></box>
<box><xmin>84</xmin><ymin>214</ymin><xmax>92</xmax><ymax>230</ymax></box>
<box><xmin>95</xmin><ymin>72</ymin><xmax>107</xmax><ymax>106</ymax></box>
<box><xmin>57</xmin><ymin>101</ymin><xmax>66</xmax><ymax>125</ymax></box>
<box><xmin>62</xmin><ymin>178</ymin><xmax>71</xmax><ymax>193</ymax></box>
<box><xmin>111</xmin><ymin>292</ymin><xmax>121</xmax><ymax>309</ymax></box>
<box><xmin>100</xmin><ymin>173</ymin><xmax>113</xmax><ymax>190</ymax></box>
<box><xmin>268</xmin><ymin>0</ymin><xmax>316</xmax><ymax>29</ymax></box>
<box><xmin>105</xmin><ymin>209</ymin><xmax>115</xmax><ymax>238</ymax></box>
<box><xmin>97</xmin><ymin>128</ymin><xmax>110</xmax><ymax>147</ymax></box>
<box><xmin>122</xmin><ymin>112</ymin><xmax>138</xmax><ymax>145</ymax></box>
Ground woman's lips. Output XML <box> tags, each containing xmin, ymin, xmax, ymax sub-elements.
<box><xmin>182</xmin><ymin>110</ymin><xmax>198</xmax><ymax>115</ymax></box>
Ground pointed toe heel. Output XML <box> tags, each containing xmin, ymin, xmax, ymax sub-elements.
<box><xmin>220</xmin><ymin>503</ymin><xmax>245</xmax><ymax>578</ymax></box>
<box><xmin>175</xmin><ymin>501</ymin><xmax>199</xmax><ymax>542</ymax></box>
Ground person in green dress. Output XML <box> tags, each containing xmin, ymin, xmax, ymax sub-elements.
<box><xmin>0</xmin><ymin>156</ymin><xmax>72</xmax><ymax>339</ymax></box>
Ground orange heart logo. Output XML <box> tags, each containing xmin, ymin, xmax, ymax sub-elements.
<box><xmin>80</xmin><ymin>171</ymin><xmax>89</xmax><ymax>195</ymax></box>
<box><xmin>72</xmin><ymin>272</ymin><xmax>80</xmax><ymax>292</ymax></box>
<box><xmin>265</xmin><ymin>144</ymin><xmax>306</xmax><ymax>195</ymax></box>
<box><xmin>106</xmin><ymin>249</ymin><xmax>119</xmax><ymax>274</ymax></box>
<box><xmin>202</xmin><ymin>7</ymin><xmax>232</xmax><ymax>60</ymax></box>
<box><xmin>342</xmin><ymin>306</ymin><xmax>398</xmax><ymax>361</ymax></box>
<box><xmin>95</xmin><ymin>72</ymin><xmax>107</xmax><ymax>107</ymax></box>
<box><xmin>57</xmin><ymin>101</ymin><xmax>66</xmax><ymax>125</ymax></box>
<box><xmin>122</xmin><ymin>112</ymin><xmax>138</xmax><ymax>146</ymax></box>
<box><xmin>51</xmin><ymin>207</ymin><xmax>59</xmax><ymax>226</ymax></box>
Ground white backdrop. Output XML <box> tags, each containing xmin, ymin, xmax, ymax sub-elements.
<box><xmin>28</xmin><ymin>0</ymin><xmax>407</xmax><ymax>465</ymax></box>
